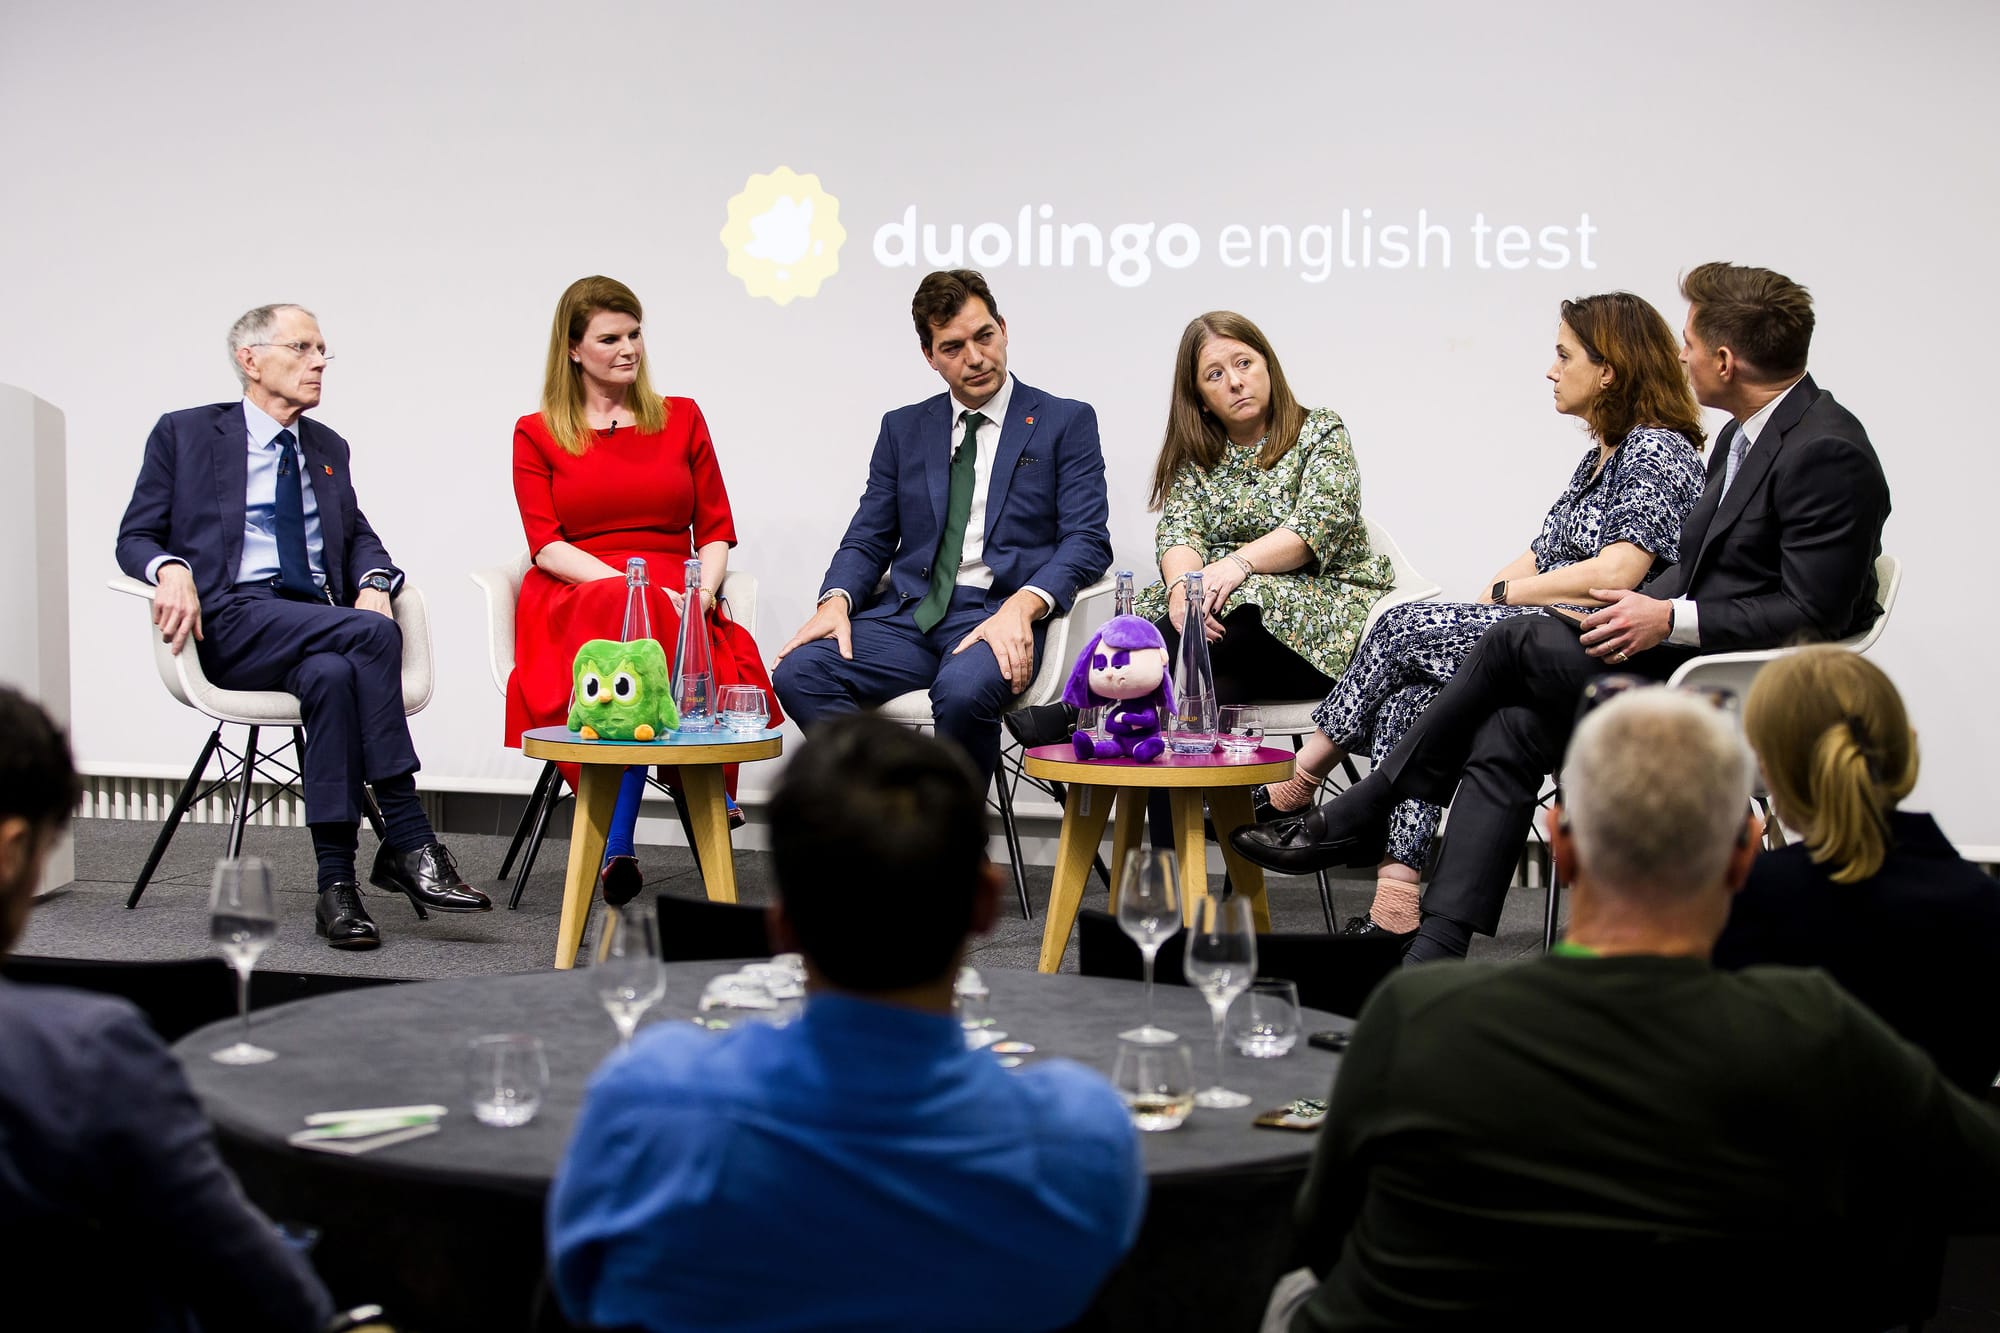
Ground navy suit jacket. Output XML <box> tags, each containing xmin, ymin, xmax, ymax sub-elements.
<box><xmin>0</xmin><ymin>981</ymin><xmax>331</xmax><ymax>1330</ymax></box>
<box><xmin>1642</xmin><ymin>375</ymin><xmax>1890</xmax><ymax>651</ymax></box>
<box><xmin>1713</xmin><ymin>811</ymin><xmax>2000</xmax><ymax>1097</ymax></box>
<box><xmin>819</xmin><ymin>378</ymin><xmax>1112</xmax><ymax>620</ymax></box>
<box><xmin>115</xmin><ymin>401</ymin><xmax>401</xmax><ymax>606</ymax></box>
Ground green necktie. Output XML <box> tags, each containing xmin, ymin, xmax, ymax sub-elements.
<box><xmin>914</xmin><ymin>410</ymin><xmax>983</xmax><ymax>632</ymax></box>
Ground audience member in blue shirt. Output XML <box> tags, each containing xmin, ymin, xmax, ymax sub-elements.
<box><xmin>0</xmin><ymin>688</ymin><xmax>334</xmax><ymax>1333</ymax></box>
<box><xmin>548</xmin><ymin>715</ymin><xmax>1146</xmax><ymax>1333</ymax></box>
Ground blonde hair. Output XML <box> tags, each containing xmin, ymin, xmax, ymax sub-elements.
<box><xmin>540</xmin><ymin>276</ymin><xmax>666</xmax><ymax>455</ymax></box>
<box><xmin>1562</xmin><ymin>689</ymin><xmax>1755</xmax><ymax>900</ymax></box>
<box><xmin>1147</xmin><ymin>312</ymin><xmax>1308</xmax><ymax>511</ymax></box>
<box><xmin>1744</xmin><ymin>647</ymin><xmax>1917</xmax><ymax>883</ymax></box>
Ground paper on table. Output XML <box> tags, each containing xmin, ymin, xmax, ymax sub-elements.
<box><xmin>288</xmin><ymin>1122</ymin><xmax>441</xmax><ymax>1157</ymax></box>
<box><xmin>303</xmin><ymin>1104</ymin><xmax>448</xmax><ymax>1126</ymax></box>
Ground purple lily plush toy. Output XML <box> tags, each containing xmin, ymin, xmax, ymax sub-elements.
<box><xmin>1060</xmin><ymin>614</ymin><xmax>1175</xmax><ymax>762</ymax></box>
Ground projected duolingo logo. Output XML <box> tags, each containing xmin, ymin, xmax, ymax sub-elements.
<box><xmin>719</xmin><ymin>167</ymin><xmax>847</xmax><ymax>306</ymax></box>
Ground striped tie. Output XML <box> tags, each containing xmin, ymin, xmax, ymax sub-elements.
<box><xmin>1720</xmin><ymin>428</ymin><xmax>1750</xmax><ymax>497</ymax></box>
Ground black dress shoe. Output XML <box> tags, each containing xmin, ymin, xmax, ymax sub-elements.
<box><xmin>315</xmin><ymin>882</ymin><xmax>380</xmax><ymax>950</ymax></box>
<box><xmin>1004</xmin><ymin>702</ymin><xmax>1078</xmax><ymax>749</ymax></box>
<box><xmin>1341</xmin><ymin>914</ymin><xmax>1415</xmax><ymax>945</ymax></box>
<box><xmin>1229</xmin><ymin>807</ymin><xmax>1389</xmax><ymax>874</ymax></box>
<box><xmin>600</xmin><ymin>854</ymin><xmax>644</xmax><ymax>908</ymax></box>
<box><xmin>370</xmin><ymin>842</ymin><xmax>494</xmax><ymax>920</ymax></box>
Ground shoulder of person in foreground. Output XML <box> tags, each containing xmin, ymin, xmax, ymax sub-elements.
<box><xmin>1012</xmin><ymin>1057</ymin><xmax>1147</xmax><ymax>1240</ymax></box>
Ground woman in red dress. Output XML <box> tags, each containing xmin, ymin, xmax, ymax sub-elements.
<box><xmin>505</xmin><ymin>275</ymin><xmax>780</xmax><ymax>902</ymax></box>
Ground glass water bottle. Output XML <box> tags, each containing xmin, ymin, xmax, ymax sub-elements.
<box><xmin>1112</xmin><ymin>569</ymin><xmax>1135</xmax><ymax>617</ymax></box>
<box><xmin>673</xmin><ymin>556</ymin><xmax>715</xmax><ymax>731</ymax></box>
<box><xmin>621</xmin><ymin>558</ymin><xmax>652</xmax><ymax>642</ymax></box>
<box><xmin>1168</xmin><ymin>570</ymin><xmax>1218</xmax><ymax>755</ymax></box>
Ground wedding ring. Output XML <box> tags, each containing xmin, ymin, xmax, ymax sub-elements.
<box><xmin>1610</xmin><ymin>651</ymin><xmax>1628</xmax><ymax>664</ymax></box>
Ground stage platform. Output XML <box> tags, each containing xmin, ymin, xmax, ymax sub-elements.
<box><xmin>19</xmin><ymin>818</ymin><xmax>1552</xmax><ymax>983</ymax></box>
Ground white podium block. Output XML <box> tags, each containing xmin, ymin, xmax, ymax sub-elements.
<box><xmin>0</xmin><ymin>385</ymin><xmax>73</xmax><ymax>895</ymax></box>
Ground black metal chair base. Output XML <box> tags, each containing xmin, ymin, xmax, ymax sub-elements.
<box><xmin>128</xmin><ymin>723</ymin><xmax>386</xmax><ymax>908</ymax></box>
<box><xmin>500</xmin><ymin>762</ymin><xmax>707</xmax><ymax>911</ymax></box>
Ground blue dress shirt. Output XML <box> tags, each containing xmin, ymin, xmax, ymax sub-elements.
<box><xmin>548</xmin><ymin>991</ymin><xmax>1146</xmax><ymax>1332</ymax></box>
<box><xmin>237</xmin><ymin>398</ymin><xmax>326</xmax><ymax>590</ymax></box>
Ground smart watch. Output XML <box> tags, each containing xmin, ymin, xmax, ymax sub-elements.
<box><xmin>1491</xmin><ymin>581</ymin><xmax>1508</xmax><ymax>606</ymax></box>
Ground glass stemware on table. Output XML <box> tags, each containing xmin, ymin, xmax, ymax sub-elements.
<box><xmin>208</xmin><ymin>857</ymin><xmax>279</xmax><ymax>1065</ymax></box>
<box><xmin>594</xmin><ymin>903</ymin><xmax>666</xmax><ymax>1045</ymax></box>
<box><xmin>1116</xmin><ymin>850</ymin><xmax>1182</xmax><ymax>1044</ymax></box>
<box><xmin>1183</xmin><ymin>893</ymin><xmax>1258</xmax><ymax>1108</ymax></box>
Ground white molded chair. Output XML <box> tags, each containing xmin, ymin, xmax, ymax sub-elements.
<box><xmin>1246</xmin><ymin>516</ymin><xmax>1446</xmax><ymax>930</ymax></box>
<box><xmin>879</xmin><ymin>573</ymin><xmax>1120</xmax><ymax>919</ymax></box>
<box><xmin>109</xmin><ymin>574</ymin><xmax>435</xmax><ymax>907</ymax></box>
<box><xmin>1536</xmin><ymin>551</ymin><xmax>1905</xmax><ymax>949</ymax></box>
<box><xmin>471</xmin><ymin>552</ymin><xmax>759</xmax><ymax>908</ymax></box>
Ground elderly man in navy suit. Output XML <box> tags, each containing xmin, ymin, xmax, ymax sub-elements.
<box><xmin>773</xmin><ymin>270</ymin><xmax>1112</xmax><ymax>780</ymax></box>
<box><xmin>115</xmin><ymin>304</ymin><xmax>490</xmax><ymax>949</ymax></box>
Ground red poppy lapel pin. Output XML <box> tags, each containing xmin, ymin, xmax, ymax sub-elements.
<box><xmin>322</xmin><ymin>464</ymin><xmax>333</xmax><ymax>475</ymax></box>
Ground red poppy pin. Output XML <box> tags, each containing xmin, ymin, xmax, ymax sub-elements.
<box><xmin>322</xmin><ymin>465</ymin><xmax>333</xmax><ymax>475</ymax></box>
<box><xmin>1024</xmin><ymin>416</ymin><xmax>1035</xmax><ymax>425</ymax></box>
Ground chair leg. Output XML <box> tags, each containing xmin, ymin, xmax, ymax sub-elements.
<box><xmin>1316</xmin><ymin>869</ymin><xmax>1336</xmax><ymax>933</ymax></box>
<box><xmin>359</xmin><ymin>782</ymin><xmax>388</xmax><ymax>842</ymax></box>
<box><xmin>1542</xmin><ymin>781</ymin><xmax>1564</xmax><ymax>952</ymax></box>
<box><xmin>224</xmin><ymin>726</ymin><xmax>261</xmax><ymax>860</ymax></box>
<box><xmin>128</xmin><ymin>726</ymin><xmax>225</xmax><ymax>908</ymax></box>
<box><xmin>646</xmin><ymin>774</ymin><xmax>707</xmax><ymax>879</ymax></box>
<box><xmin>993</xmin><ymin>766</ymin><xmax>1034</xmax><ymax>921</ymax></box>
<box><xmin>500</xmin><ymin>762</ymin><xmax>559</xmax><ymax>879</ymax></box>
<box><xmin>507</xmin><ymin>775</ymin><xmax>565</xmax><ymax>910</ymax></box>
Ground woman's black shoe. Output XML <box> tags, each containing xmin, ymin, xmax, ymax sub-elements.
<box><xmin>600</xmin><ymin>854</ymin><xmax>644</xmax><ymax>908</ymax></box>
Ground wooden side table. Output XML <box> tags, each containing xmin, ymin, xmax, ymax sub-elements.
<box><xmin>519</xmin><ymin>726</ymin><xmax>783</xmax><ymax>968</ymax></box>
<box><xmin>1022</xmin><ymin>744</ymin><xmax>1295</xmax><ymax>973</ymax></box>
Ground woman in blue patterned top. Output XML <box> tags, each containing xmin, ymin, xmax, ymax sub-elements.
<box><xmin>1258</xmin><ymin>292</ymin><xmax>1707</xmax><ymax>940</ymax></box>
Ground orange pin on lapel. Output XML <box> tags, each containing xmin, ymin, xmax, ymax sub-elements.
<box><xmin>322</xmin><ymin>464</ymin><xmax>333</xmax><ymax>475</ymax></box>
<box><xmin>1024</xmin><ymin>416</ymin><xmax>1034</xmax><ymax>424</ymax></box>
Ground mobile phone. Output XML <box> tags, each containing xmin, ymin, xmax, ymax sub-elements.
<box><xmin>1307</xmin><ymin>1029</ymin><xmax>1352</xmax><ymax>1053</ymax></box>
<box><xmin>1546</xmin><ymin>606</ymin><xmax>1589</xmax><ymax>634</ymax></box>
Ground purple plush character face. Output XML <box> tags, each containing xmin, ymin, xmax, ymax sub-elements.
<box><xmin>1062</xmin><ymin>615</ymin><xmax>1174</xmax><ymax>709</ymax></box>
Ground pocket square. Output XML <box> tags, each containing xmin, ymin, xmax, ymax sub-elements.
<box><xmin>1017</xmin><ymin>456</ymin><xmax>1039</xmax><ymax>468</ymax></box>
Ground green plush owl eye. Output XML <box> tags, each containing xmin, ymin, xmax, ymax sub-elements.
<box><xmin>613</xmin><ymin>670</ymin><xmax>639</xmax><ymax>700</ymax></box>
<box><xmin>581</xmin><ymin>671</ymin><xmax>603</xmax><ymax>701</ymax></box>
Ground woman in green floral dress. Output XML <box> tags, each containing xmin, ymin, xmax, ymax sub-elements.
<box><xmin>1134</xmin><ymin>311</ymin><xmax>1393</xmax><ymax>703</ymax></box>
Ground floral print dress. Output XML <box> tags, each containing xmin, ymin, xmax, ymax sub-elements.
<box><xmin>1310</xmin><ymin>425</ymin><xmax>1706</xmax><ymax>870</ymax></box>
<box><xmin>1133</xmin><ymin>407</ymin><xmax>1394</xmax><ymax>681</ymax></box>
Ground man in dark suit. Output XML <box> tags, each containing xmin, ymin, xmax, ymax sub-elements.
<box><xmin>773</xmin><ymin>271</ymin><xmax>1112</xmax><ymax>779</ymax></box>
<box><xmin>116</xmin><ymin>303</ymin><xmax>490</xmax><ymax>949</ymax></box>
<box><xmin>0</xmin><ymin>687</ymin><xmax>335</xmax><ymax>1331</ymax></box>
<box><xmin>1234</xmin><ymin>263</ymin><xmax>1892</xmax><ymax>962</ymax></box>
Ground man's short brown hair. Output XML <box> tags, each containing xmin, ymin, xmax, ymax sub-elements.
<box><xmin>911</xmin><ymin>270</ymin><xmax>1001</xmax><ymax>353</ymax></box>
<box><xmin>1679</xmin><ymin>262</ymin><xmax>1814</xmax><ymax>381</ymax></box>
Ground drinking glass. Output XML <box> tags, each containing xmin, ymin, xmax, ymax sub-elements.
<box><xmin>719</xmin><ymin>685</ymin><xmax>770</xmax><ymax>734</ymax></box>
<box><xmin>208</xmin><ymin>858</ymin><xmax>279</xmax><ymax>1065</ymax></box>
<box><xmin>955</xmin><ymin>965</ymin><xmax>1001</xmax><ymax>1048</ymax></box>
<box><xmin>1115</xmin><ymin>850</ymin><xmax>1181</xmax><ymax>1044</ymax></box>
<box><xmin>1228</xmin><ymin>978</ymin><xmax>1301</xmax><ymax>1058</ymax></box>
<box><xmin>594</xmin><ymin>904</ymin><xmax>665</xmax><ymax>1045</ymax></box>
<box><xmin>1183</xmin><ymin>894</ymin><xmax>1257</xmax><ymax>1108</ymax></box>
<box><xmin>1111</xmin><ymin>1037</ymin><xmax>1196</xmax><ymax>1132</ymax></box>
<box><xmin>696</xmin><ymin>971</ymin><xmax>778</xmax><ymax>1029</ymax></box>
<box><xmin>1217</xmin><ymin>705</ymin><xmax>1264</xmax><ymax>758</ymax></box>
<box><xmin>467</xmin><ymin>1034</ymin><xmax>548</xmax><ymax>1126</ymax></box>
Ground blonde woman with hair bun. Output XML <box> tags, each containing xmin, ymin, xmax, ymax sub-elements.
<box><xmin>1714</xmin><ymin>646</ymin><xmax>2000</xmax><ymax>1094</ymax></box>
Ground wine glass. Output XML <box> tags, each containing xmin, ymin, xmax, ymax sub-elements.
<box><xmin>1183</xmin><ymin>893</ymin><xmax>1257</xmax><ymax>1108</ymax></box>
<box><xmin>1116</xmin><ymin>850</ymin><xmax>1181</xmax><ymax>1044</ymax></box>
<box><xmin>595</xmin><ymin>903</ymin><xmax>665</xmax><ymax>1045</ymax></box>
<box><xmin>208</xmin><ymin>858</ymin><xmax>279</xmax><ymax>1065</ymax></box>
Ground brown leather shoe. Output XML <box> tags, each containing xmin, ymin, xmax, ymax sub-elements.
<box><xmin>369</xmin><ymin>842</ymin><xmax>493</xmax><ymax>920</ymax></box>
<box><xmin>315</xmin><ymin>882</ymin><xmax>381</xmax><ymax>950</ymax></box>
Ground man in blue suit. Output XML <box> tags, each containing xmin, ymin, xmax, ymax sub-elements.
<box><xmin>116</xmin><ymin>303</ymin><xmax>490</xmax><ymax>949</ymax></box>
<box><xmin>773</xmin><ymin>271</ymin><xmax>1112</xmax><ymax>780</ymax></box>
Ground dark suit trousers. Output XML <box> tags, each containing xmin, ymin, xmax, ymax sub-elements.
<box><xmin>1379</xmin><ymin>614</ymin><xmax>1690</xmax><ymax>935</ymax></box>
<box><xmin>197</xmin><ymin>587</ymin><xmax>417</xmax><ymax>826</ymax></box>
<box><xmin>773</xmin><ymin>587</ymin><xmax>1045</xmax><ymax>781</ymax></box>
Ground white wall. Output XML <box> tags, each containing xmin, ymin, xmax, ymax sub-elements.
<box><xmin>2</xmin><ymin>2</ymin><xmax>1993</xmax><ymax>844</ymax></box>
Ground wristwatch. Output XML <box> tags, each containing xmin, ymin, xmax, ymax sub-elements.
<box><xmin>358</xmin><ymin>574</ymin><xmax>395</xmax><ymax>597</ymax></box>
<box><xmin>1492</xmin><ymin>580</ymin><xmax>1509</xmax><ymax>606</ymax></box>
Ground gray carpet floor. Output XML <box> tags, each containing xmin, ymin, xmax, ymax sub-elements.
<box><xmin>25</xmin><ymin>819</ymin><xmax>1555</xmax><ymax>978</ymax></box>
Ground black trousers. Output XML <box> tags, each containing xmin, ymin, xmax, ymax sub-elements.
<box><xmin>197</xmin><ymin>586</ymin><xmax>417</xmax><ymax>826</ymax></box>
<box><xmin>1149</xmin><ymin>606</ymin><xmax>1336</xmax><ymax>847</ymax></box>
<box><xmin>1378</xmin><ymin>614</ymin><xmax>1691</xmax><ymax>934</ymax></box>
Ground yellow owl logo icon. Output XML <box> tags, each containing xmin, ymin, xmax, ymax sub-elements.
<box><xmin>719</xmin><ymin>168</ymin><xmax>847</xmax><ymax>306</ymax></box>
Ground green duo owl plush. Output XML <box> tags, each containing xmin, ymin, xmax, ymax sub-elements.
<box><xmin>567</xmin><ymin>639</ymin><xmax>679</xmax><ymax>741</ymax></box>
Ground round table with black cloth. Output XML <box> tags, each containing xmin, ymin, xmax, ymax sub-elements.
<box><xmin>177</xmin><ymin>964</ymin><xmax>1350</xmax><ymax>1332</ymax></box>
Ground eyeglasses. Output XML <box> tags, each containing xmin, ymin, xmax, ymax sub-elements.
<box><xmin>248</xmin><ymin>340</ymin><xmax>335</xmax><ymax>363</ymax></box>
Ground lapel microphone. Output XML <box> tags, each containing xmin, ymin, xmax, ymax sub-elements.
<box><xmin>609</xmin><ymin>418</ymin><xmax>619</xmax><ymax>435</ymax></box>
